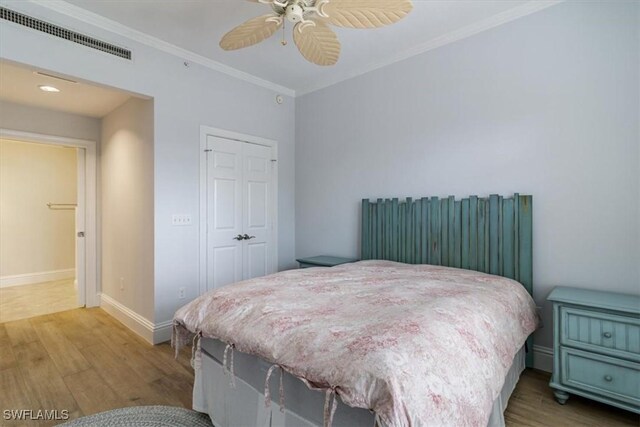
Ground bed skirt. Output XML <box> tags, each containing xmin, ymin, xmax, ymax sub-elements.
<box><xmin>192</xmin><ymin>338</ymin><xmax>525</xmax><ymax>427</ymax></box>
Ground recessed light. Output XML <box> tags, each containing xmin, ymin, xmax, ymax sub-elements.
<box><xmin>39</xmin><ymin>85</ymin><xmax>60</xmax><ymax>92</ymax></box>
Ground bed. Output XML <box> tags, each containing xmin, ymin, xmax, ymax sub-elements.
<box><xmin>174</xmin><ymin>194</ymin><xmax>538</xmax><ymax>427</ymax></box>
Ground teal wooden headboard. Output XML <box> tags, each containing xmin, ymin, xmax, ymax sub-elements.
<box><xmin>361</xmin><ymin>194</ymin><xmax>534</xmax><ymax>365</ymax></box>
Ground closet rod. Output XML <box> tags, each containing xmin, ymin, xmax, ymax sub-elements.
<box><xmin>47</xmin><ymin>203</ymin><xmax>77</xmax><ymax>210</ymax></box>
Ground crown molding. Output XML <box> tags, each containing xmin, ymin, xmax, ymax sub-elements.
<box><xmin>24</xmin><ymin>0</ymin><xmax>561</xmax><ymax>98</ymax></box>
<box><xmin>27</xmin><ymin>0</ymin><xmax>296</xmax><ymax>97</ymax></box>
<box><xmin>297</xmin><ymin>0</ymin><xmax>563</xmax><ymax>96</ymax></box>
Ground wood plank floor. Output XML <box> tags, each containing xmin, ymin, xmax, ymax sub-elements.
<box><xmin>0</xmin><ymin>308</ymin><xmax>193</xmax><ymax>426</ymax></box>
<box><xmin>0</xmin><ymin>308</ymin><xmax>638</xmax><ymax>426</ymax></box>
<box><xmin>0</xmin><ymin>280</ymin><xmax>78</xmax><ymax>323</ymax></box>
<box><xmin>505</xmin><ymin>369</ymin><xmax>638</xmax><ymax>426</ymax></box>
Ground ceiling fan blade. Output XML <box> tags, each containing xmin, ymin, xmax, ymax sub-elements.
<box><xmin>293</xmin><ymin>20</ymin><xmax>341</xmax><ymax>66</ymax></box>
<box><xmin>220</xmin><ymin>14</ymin><xmax>282</xmax><ymax>51</ymax></box>
<box><xmin>319</xmin><ymin>0</ymin><xmax>413</xmax><ymax>29</ymax></box>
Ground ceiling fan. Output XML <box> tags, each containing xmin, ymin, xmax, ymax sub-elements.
<box><xmin>220</xmin><ymin>0</ymin><xmax>413</xmax><ymax>66</ymax></box>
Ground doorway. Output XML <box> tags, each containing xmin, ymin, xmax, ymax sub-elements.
<box><xmin>0</xmin><ymin>129</ymin><xmax>98</xmax><ymax>322</ymax></box>
<box><xmin>199</xmin><ymin>126</ymin><xmax>278</xmax><ymax>295</ymax></box>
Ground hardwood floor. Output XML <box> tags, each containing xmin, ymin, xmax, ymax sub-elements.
<box><xmin>0</xmin><ymin>308</ymin><xmax>193</xmax><ymax>426</ymax></box>
<box><xmin>0</xmin><ymin>280</ymin><xmax>78</xmax><ymax>323</ymax></box>
<box><xmin>505</xmin><ymin>369</ymin><xmax>638</xmax><ymax>426</ymax></box>
<box><xmin>0</xmin><ymin>308</ymin><xmax>637</xmax><ymax>426</ymax></box>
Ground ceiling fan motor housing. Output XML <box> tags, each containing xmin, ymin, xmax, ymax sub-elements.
<box><xmin>285</xmin><ymin>2</ymin><xmax>305</xmax><ymax>23</ymax></box>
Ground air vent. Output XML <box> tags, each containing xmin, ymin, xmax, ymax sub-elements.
<box><xmin>0</xmin><ymin>7</ymin><xmax>132</xmax><ymax>60</ymax></box>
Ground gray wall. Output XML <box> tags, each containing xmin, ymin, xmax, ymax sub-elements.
<box><xmin>1</xmin><ymin>2</ymin><xmax>296</xmax><ymax>325</ymax></box>
<box><xmin>101</xmin><ymin>98</ymin><xmax>155</xmax><ymax>320</ymax></box>
<box><xmin>296</xmin><ymin>1</ymin><xmax>640</xmax><ymax>349</ymax></box>
<box><xmin>0</xmin><ymin>99</ymin><xmax>101</xmax><ymax>141</ymax></box>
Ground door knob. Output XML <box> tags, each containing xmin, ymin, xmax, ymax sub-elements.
<box><xmin>243</xmin><ymin>234</ymin><xmax>255</xmax><ymax>240</ymax></box>
<box><xmin>233</xmin><ymin>234</ymin><xmax>244</xmax><ymax>241</ymax></box>
<box><xmin>603</xmin><ymin>332</ymin><xmax>612</xmax><ymax>338</ymax></box>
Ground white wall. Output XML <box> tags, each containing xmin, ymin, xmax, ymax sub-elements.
<box><xmin>296</xmin><ymin>1</ymin><xmax>640</xmax><ymax>349</ymax></box>
<box><xmin>101</xmin><ymin>98</ymin><xmax>154</xmax><ymax>320</ymax></box>
<box><xmin>0</xmin><ymin>1</ymin><xmax>296</xmax><ymax>326</ymax></box>
<box><xmin>0</xmin><ymin>139</ymin><xmax>76</xmax><ymax>279</ymax></box>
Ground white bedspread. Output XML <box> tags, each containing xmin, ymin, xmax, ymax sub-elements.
<box><xmin>174</xmin><ymin>260</ymin><xmax>538</xmax><ymax>427</ymax></box>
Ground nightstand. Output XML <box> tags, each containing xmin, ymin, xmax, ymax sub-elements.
<box><xmin>548</xmin><ymin>286</ymin><xmax>640</xmax><ymax>414</ymax></box>
<box><xmin>296</xmin><ymin>255</ymin><xmax>358</xmax><ymax>269</ymax></box>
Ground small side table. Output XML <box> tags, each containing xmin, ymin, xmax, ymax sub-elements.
<box><xmin>296</xmin><ymin>255</ymin><xmax>358</xmax><ymax>269</ymax></box>
<box><xmin>547</xmin><ymin>286</ymin><xmax>640</xmax><ymax>413</ymax></box>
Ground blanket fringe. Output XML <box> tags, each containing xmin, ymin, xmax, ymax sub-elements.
<box><xmin>279</xmin><ymin>367</ymin><xmax>284</xmax><ymax>413</ymax></box>
<box><xmin>190</xmin><ymin>331</ymin><xmax>203</xmax><ymax>369</ymax></box>
<box><xmin>222</xmin><ymin>344</ymin><xmax>237</xmax><ymax>388</ymax></box>
<box><xmin>264</xmin><ymin>365</ymin><xmax>285</xmax><ymax>413</ymax></box>
<box><xmin>323</xmin><ymin>388</ymin><xmax>338</xmax><ymax>427</ymax></box>
<box><xmin>171</xmin><ymin>322</ymin><xmax>192</xmax><ymax>359</ymax></box>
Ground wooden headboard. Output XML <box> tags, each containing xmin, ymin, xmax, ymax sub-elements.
<box><xmin>361</xmin><ymin>194</ymin><xmax>533</xmax><ymax>363</ymax></box>
<box><xmin>361</xmin><ymin>194</ymin><xmax>532</xmax><ymax>292</ymax></box>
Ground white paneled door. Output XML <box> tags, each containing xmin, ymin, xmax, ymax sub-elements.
<box><xmin>205</xmin><ymin>135</ymin><xmax>276</xmax><ymax>292</ymax></box>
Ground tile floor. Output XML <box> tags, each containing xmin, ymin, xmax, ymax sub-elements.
<box><xmin>0</xmin><ymin>279</ymin><xmax>78</xmax><ymax>323</ymax></box>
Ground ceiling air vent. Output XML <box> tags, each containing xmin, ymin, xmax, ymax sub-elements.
<box><xmin>0</xmin><ymin>7</ymin><xmax>132</xmax><ymax>60</ymax></box>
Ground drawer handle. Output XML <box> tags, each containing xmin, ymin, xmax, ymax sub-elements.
<box><xmin>603</xmin><ymin>332</ymin><xmax>612</xmax><ymax>339</ymax></box>
<box><xmin>604</xmin><ymin>375</ymin><xmax>613</xmax><ymax>382</ymax></box>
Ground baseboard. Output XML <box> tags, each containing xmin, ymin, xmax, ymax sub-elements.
<box><xmin>533</xmin><ymin>345</ymin><xmax>553</xmax><ymax>373</ymax></box>
<box><xmin>0</xmin><ymin>268</ymin><xmax>75</xmax><ymax>288</ymax></box>
<box><xmin>100</xmin><ymin>293</ymin><xmax>155</xmax><ymax>344</ymax></box>
<box><xmin>99</xmin><ymin>293</ymin><xmax>173</xmax><ymax>345</ymax></box>
<box><xmin>153</xmin><ymin>320</ymin><xmax>174</xmax><ymax>344</ymax></box>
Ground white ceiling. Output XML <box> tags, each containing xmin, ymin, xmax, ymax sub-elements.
<box><xmin>0</xmin><ymin>61</ymin><xmax>132</xmax><ymax>118</ymax></box>
<box><xmin>59</xmin><ymin>0</ymin><xmax>558</xmax><ymax>95</ymax></box>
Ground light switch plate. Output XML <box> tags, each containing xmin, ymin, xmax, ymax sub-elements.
<box><xmin>172</xmin><ymin>214</ymin><xmax>192</xmax><ymax>226</ymax></box>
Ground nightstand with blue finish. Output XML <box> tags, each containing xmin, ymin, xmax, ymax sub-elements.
<box><xmin>548</xmin><ymin>286</ymin><xmax>640</xmax><ymax>414</ymax></box>
<box><xmin>296</xmin><ymin>256</ymin><xmax>358</xmax><ymax>269</ymax></box>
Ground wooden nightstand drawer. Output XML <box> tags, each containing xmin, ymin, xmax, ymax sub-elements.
<box><xmin>561</xmin><ymin>306</ymin><xmax>640</xmax><ymax>362</ymax></box>
<box><xmin>560</xmin><ymin>347</ymin><xmax>640</xmax><ymax>407</ymax></box>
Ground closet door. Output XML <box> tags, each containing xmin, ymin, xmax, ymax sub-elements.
<box><xmin>205</xmin><ymin>135</ymin><xmax>276</xmax><ymax>292</ymax></box>
<box><xmin>206</xmin><ymin>136</ymin><xmax>243</xmax><ymax>289</ymax></box>
<box><xmin>242</xmin><ymin>143</ymin><xmax>273</xmax><ymax>280</ymax></box>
